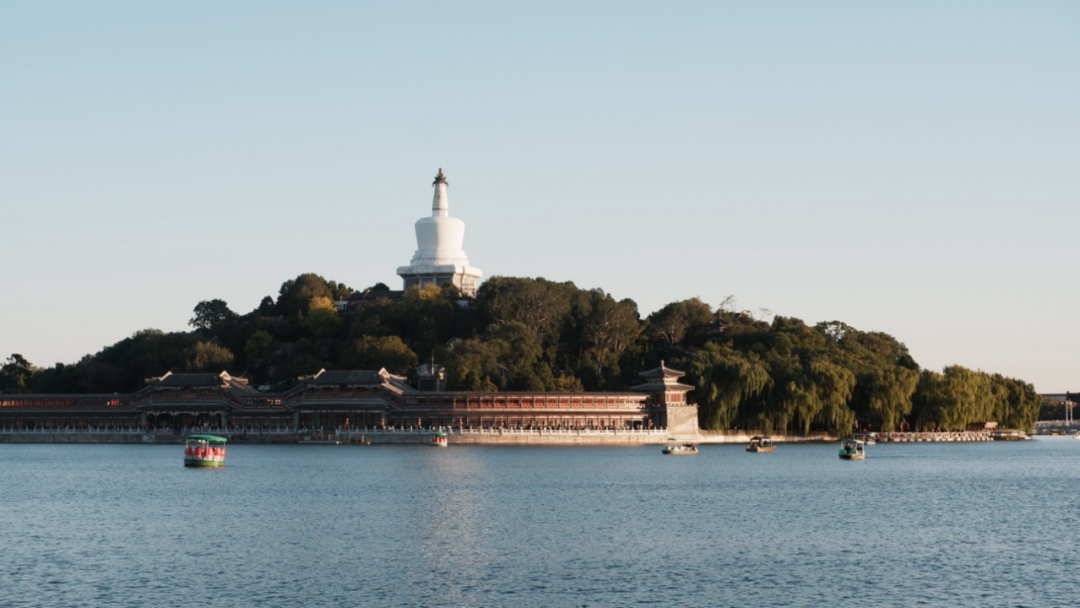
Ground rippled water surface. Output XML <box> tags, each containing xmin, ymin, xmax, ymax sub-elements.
<box><xmin>2</xmin><ymin>439</ymin><xmax>1078</xmax><ymax>607</ymax></box>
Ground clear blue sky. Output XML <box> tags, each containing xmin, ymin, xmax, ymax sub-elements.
<box><xmin>2</xmin><ymin>1</ymin><xmax>1077</xmax><ymax>392</ymax></box>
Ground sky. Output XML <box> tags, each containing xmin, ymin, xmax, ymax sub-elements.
<box><xmin>1</xmin><ymin>1</ymin><xmax>1077</xmax><ymax>392</ymax></box>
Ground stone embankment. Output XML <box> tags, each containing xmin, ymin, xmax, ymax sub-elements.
<box><xmin>0</xmin><ymin>427</ymin><xmax>1023</xmax><ymax>445</ymax></box>
<box><xmin>0</xmin><ymin>428</ymin><xmax>150</xmax><ymax>443</ymax></box>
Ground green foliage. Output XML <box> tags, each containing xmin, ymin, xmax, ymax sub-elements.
<box><xmin>580</xmin><ymin>290</ymin><xmax>642</xmax><ymax>381</ymax></box>
<box><xmin>1</xmin><ymin>354</ymin><xmax>35</xmax><ymax>394</ymax></box>
<box><xmin>276</xmin><ymin>273</ymin><xmax>333</xmax><ymax>317</ymax></box>
<box><xmin>23</xmin><ymin>273</ymin><xmax>1043</xmax><ymax>436</ymax></box>
<box><xmin>185</xmin><ymin>342</ymin><xmax>235</xmax><ymax>372</ymax></box>
<box><xmin>686</xmin><ymin>344</ymin><xmax>770</xmax><ymax>431</ymax></box>
<box><xmin>343</xmin><ymin>335</ymin><xmax>418</xmax><ymax>376</ymax></box>
<box><xmin>647</xmin><ymin>297</ymin><xmax>714</xmax><ymax>352</ymax></box>
<box><xmin>189</xmin><ymin>299</ymin><xmax>238</xmax><ymax>332</ymax></box>
<box><xmin>304</xmin><ymin>306</ymin><xmax>342</xmax><ymax>338</ymax></box>
<box><xmin>245</xmin><ymin>330</ymin><xmax>276</xmax><ymax>362</ymax></box>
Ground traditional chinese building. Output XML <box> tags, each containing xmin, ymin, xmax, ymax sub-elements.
<box><xmin>0</xmin><ymin>365</ymin><xmax>698</xmax><ymax>438</ymax></box>
<box><xmin>396</xmin><ymin>168</ymin><xmax>483</xmax><ymax>296</ymax></box>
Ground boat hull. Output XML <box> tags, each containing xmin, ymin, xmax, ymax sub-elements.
<box><xmin>662</xmin><ymin>447</ymin><xmax>698</xmax><ymax>455</ymax></box>
<box><xmin>184</xmin><ymin>458</ymin><xmax>225</xmax><ymax>467</ymax></box>
<box><xmin>746</xmin><ymin>446</ymin><xmax>775</xmax><ymax>453</ymax></box>
<box><xmin>838</xmin><ymin>453</ymin><xmax>864</xmax><ymax>460</ymax></box>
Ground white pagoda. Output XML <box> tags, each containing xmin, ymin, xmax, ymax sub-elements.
<box><xmin>396</xmin><ymin>169</ymin><xmax>482</xmax><ymax>296</ymax></box>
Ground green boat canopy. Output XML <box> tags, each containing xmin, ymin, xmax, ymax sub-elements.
<box><xmin>186</xmin><ymin>434</ymin><xmax>228</xmax><ymax>443</ymax></box>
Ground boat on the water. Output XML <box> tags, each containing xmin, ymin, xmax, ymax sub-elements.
<box><xmin>746</xmin><ymin>436</ymin><xmax>776</xmax><ymax>453</ymax></box>
<box><xmin>184</xmin><ymin>434</ymin><xmax>227</xmax><ymax>467</ymax></box>
<box><xmin>662</xmin><ymin>442</ymin><xmax>698</xmax><ymax>455</ymax></box>
<box><xmin>839</xmin><ymin>439</ymin><xmax>865</xmax><ymax>460</ymax></box>
<box><xmin>990</xmin><ymin>429</ymin><xmax>1030</xmax><ymax>441</ymax></box>
<box><xmin>852</xmin><ymin>431</ymin><xmax>877</xmax><ymax>445</ymax></box>
<box><xmin>429</xmin><ymin>432</ymin><xmax>448</xmax><ymax>447</ymax></box>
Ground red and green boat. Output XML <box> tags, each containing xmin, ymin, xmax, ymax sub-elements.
<box><xmin>184</xmin><ymin>435</ymin><xmax>227</xmax><ymax>467</ymax></box>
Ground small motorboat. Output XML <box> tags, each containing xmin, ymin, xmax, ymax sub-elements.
<box><xmin>662</xmin><ymin>442</ymin><xmax>698</xmax><ymax>455</ymax></box>
<box><xmin>184</xmin><ymin>434</ymin><xmax>227</xmax><ymax>467</ymax></box>
<box><xmin>429</xmin><ymin>432</ymin><xmax>448</xmax><ymax>447</ymax></box>
<box><xmin>839</xmin><ymin>439</ymin><xmax>865</xmax><ymax>460</ymax></box>
<box><xmin>746</xmin><ymin>436</ymin><xmax>776</xmax><ymax>453</ymax></box>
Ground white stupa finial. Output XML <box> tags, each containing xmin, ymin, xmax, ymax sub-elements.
<box><xmin>432</xmin><ymin>168</ymin><xmax>449</xmax><ymax>217</ymax></box>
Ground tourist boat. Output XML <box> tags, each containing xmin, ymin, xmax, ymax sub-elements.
<box><xmin>852</xmin><ymin>431</ymin><xmax>877</xmax><ymax>445</ymax></box>
<box><xmin>838</xmin><ymin>439</ymin><xmax>865</xmax><ymax>460</ymax></box>
<box><xmin>990</xmin><ymin>429</ymin><xmax>1031</xmax><ymax>441</ymax></box>
<box><xmin>746</xmin><ymin>436</ymin><xmax>776</xmax><ymax>453</ymax></box>
<box><xmin>662</xmin><ymin>442</ymin><xmax>698</xmax><ymax>455</ymax></box>
<box><xmin>184</xmin><ymin>434</ymin><xmax>227</xmax><ymax>467</ymax></box>
<box><xmin>429</xmin><ymin>432</ymin><xmax>448</xmax><ymax>447</ymax></box>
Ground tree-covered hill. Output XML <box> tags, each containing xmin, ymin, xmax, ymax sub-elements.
<box><xmin>4</xmin><ymin>273</ymin><xmax>1042</xmax><ymax>435</ymax></box>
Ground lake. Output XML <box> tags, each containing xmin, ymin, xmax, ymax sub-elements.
<box><xmin>2</xmin><ymin>438</ymin><xmax>1078</xmax><ymax>607</ymax></box>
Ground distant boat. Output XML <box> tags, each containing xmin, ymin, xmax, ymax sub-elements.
<box><xmin>662</xmin><ymin>442</ymin><xmax>698</xmax><ymax>455</ymax></box>
<box><xmin>852</xmin><ymin>431</ymin><xmax>877</xmax><ymax>445</ymax></box>
<box><xmin>429</xmin><ymin>432</ymin><xmax>448</xmax><ymax>447</ymax></box>
<box><xmin>746</xmin><ymin>436</ymin><xmax>776</xmax><ymax>453</ymax></box>
<box><xmin>839</xmin><ymin>439</ymin><xmax>865</xmax><ymax>460</ymax></box>
<box><xmin>184</xmin><ymin>434</ymin><xmax>227</xmax><ymax>467</ymax></box>
<box><xmin>990</xmin><ymin>430</ymin><xmax>1030</xmax><ymax>441</ymax></box>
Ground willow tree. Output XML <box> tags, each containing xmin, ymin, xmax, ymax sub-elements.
<box><xmin>912</xmin><ymin>366</ymin><xmax>995</xmax><ymax>430</ymax></box>
<box><xmin>988</xmin><ymin>374</ymin><xmax>1041</xmax><ymax>431</ymax></box>
<box><xmin>807</xmin><ymin>359</ymin><xmax>857</xmax><ymax>437</ymax></box>
<box><xmin>687</xmin><ymin>343</ymin><xmax>770</xmax><ymax>431</ymax></box>
<box><xmin>852</xmin><ymin>367</ymin><xmax>919</xmax><ymax>431</ymax></box>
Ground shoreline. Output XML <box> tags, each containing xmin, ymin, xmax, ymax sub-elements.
<box><xmin>0</xmin><ymin>428</ymin><xmax>1033</xmax><ymax>445</ymax></box>
<box><xmin>0</xmin><ymin>428</ymin><xmax>837</xmax><ymax>445</ymax></box>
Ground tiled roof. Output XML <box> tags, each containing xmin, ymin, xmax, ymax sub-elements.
<box><xmin>300</xmin><ymin>369</ymin><xmax>388</xmax><ymax>385</ymax></box>
<box><xmin>145</xmin><ymin>371</ymin><xmax>259</xmax><ymax>393</ymax></box>
<box><xmin>638</xmin><ymin>361</ymin><xmax>685</xmax><ymax>379</ymax></box>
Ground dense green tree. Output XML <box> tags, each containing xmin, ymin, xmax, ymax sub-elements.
<box><xmin>342</xmin><ymin>335</ymin><xmax>418</xmax><ymax>375</ymax></box>
<box><xmin>304</xmin><ymin>298</ymin><xmax>342</xmax><ymax>338</ymax></box>
<box><xmin>258</xmin><ymin>296</ymin><xmax>276</xmax><ymax>316</ymax></box>
<box><xmin>189</xmin><ymin>299</ymin><xmax>239</xmax><ymax>332</ymax></box>
<box><xmin>184</xmin><ymin>342</ymin><xmax>235</xmax><ymax>372</ymax></box>
<box><xmin>1</xmin><ymin>354</ymin><xmax>35</xmax><ymax>394</ymax></box>
<box><xmin>686</xmin><ymin>344</ymin><xmax>770</xmax><ymax>431</ymax></box>
<box><xmin>580</xmin><ymin>291</ymin><xmax>641</xmax><ymax>378</ymax></box>
<box><xmin>276</xmin><ymin>273</ymin><xmax>333</xmax><ymax>316</ymax></box>
<box><xmin>647</xmin><ymin>298</ymin><xmax>714</xmax><ymax>352</ymax></box>
<box><xmin>444</xmin><ymin>337</ymin><xmax>504</xmax><ymax>391</ymax></box>
<box><xmin>245</xmin><ymin>330</ymin><xmax>277</xmax><ymax>362</ymax></box>
<box><xmin>475</xmin><ymin>277</ymin><xmax>574</xmax><ymax>343</ymax></box>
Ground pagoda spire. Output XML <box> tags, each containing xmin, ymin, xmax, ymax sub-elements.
<box><xmin>431</xmin><ymin>168</ymin><xmax>449</xmax><ymax>217</ymax></box>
